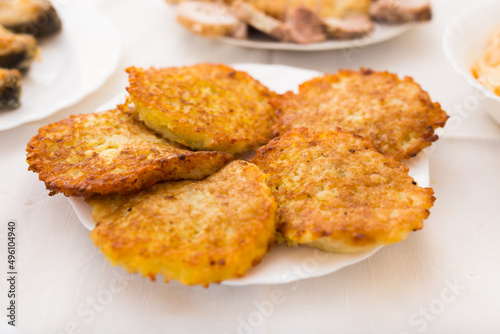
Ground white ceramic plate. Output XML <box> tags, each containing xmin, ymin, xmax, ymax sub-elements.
<box><xmin>442</xmin><ymin>0</ymin><xmax>500</xmax><ymax>124</ymax></box>
<box><xmin>218</xmin><ymin>23</ymin><xmax>413</xmax><ymax>51</ymax></box>
<box><xmin>68</xmin><ymin>63</ymin><xmax>430</xmax><ymax>286</ymax></box>
<box><xmin>0</xmin><ymin>1</ymin><xmax>121</xmax><ymax>131</ymax></box>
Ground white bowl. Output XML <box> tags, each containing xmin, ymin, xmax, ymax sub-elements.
<box><xmin>443</xmin><ymin>0</ymin><xmax>500</xmax><ymax>124</ymax></box>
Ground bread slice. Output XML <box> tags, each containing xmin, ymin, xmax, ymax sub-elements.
<box><xmin>0</xmin><ymin>25</ymin><xmax>38</xmax><ymax>73</ymax></box>
<box><xmin>0</xmin><ymin>68</ymin><xmax>22</xmax><ymax>110</ymax></box>
<box><xmin>323</xmin><ymin>14</ymin><xmax>374</xmax><ymax>39</ymax></box>
<box><xmin>0</xmin><ymin>0</ymin><xmax>62</xmax><ymax>38</ymax></box>
<box><xmin>88</xmin><ymin>160</ymin><xmax>276</xmax><ymax>286</ymax></box>
<box><xmin>272</xmin><ymin>68</ymin><xmax>448</xmax><ymax>161</ymax></box>
<box><xmin>370</xmin><ymin>0</ymin><xmax>432</xmax><ymax>24</ymax></box>
<box><xmin>232</xmin><ymin>0</ymin><xmax>291</xmax><ymax>41</ymax></box>
<box><xmin>26</xmin><ymin>108</ymin><xmax>233</xmax><ymax>198</ymax></box>
<box><xmin>176</xmin><ymin>1</ymin><xmax>247</xmax><ymax>38</ymax></box>
<box><xmin>252</xmin><ymin>128</ymin><xmax>435</xmax><ymax>253</ymax></box>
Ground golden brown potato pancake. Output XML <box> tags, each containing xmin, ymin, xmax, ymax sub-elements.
<box><xmin>272</xmin><ymin>68</ymin><xmax>448</xmax><ymax>161</ymax></box>
<box><xmin>26</xmin><ymin>108</ymin><xmax>233</xmax><ymax>198</ymax></box>
<box><xmin>126</xmin><ymin>63</ymin><xmax>276</xmax><ymax>154</ymax></box>
<box><xmin>252</xmin><ymin>128</ymin><xmax>435</xmax><ymax>253</ymax></box>
<box><xmin>88</xmin><ymin>160</ymin><xmax>277</xmax><ymax>286</ymax></box>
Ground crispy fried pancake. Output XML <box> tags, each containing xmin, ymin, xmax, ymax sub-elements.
<box><xmin>252</xmin><ymin>128</ymin><xmax>435</xmax><ymax>253</ymax></box>
<box><xmin>26</xmin><ymin>108</ymin><xmax>233</xmax><ymax>198</ymax></box>
<box><xmin>272</xmin><ymin>69</ymin><xmax>448</xmax><ymax>161</ymax></box>
<box><xmin>88</xmin><ymin>160</ymin><xmax>277</xmax><ymax>286</ymax></box>
<box><xmin>126</xmin><ymin>64</ymin><xmax>276</xmax><ymax>154</ymax></box>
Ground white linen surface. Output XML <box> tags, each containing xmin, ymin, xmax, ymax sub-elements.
<box><xmin>0</xmin><ymin>0</ymin><xmax>499</xmax><ymax>333</ymax></box>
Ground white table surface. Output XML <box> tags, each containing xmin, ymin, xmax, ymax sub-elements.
<box><xmin>1</xmin><ymin>0</ymin><xmax>500</xmax><ymax>333</ymax></box>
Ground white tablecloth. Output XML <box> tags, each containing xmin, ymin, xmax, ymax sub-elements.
<box><xmin>1</xmin><ymin>0</ymin><xmax>499</xmax><ymax>333</ymax></box>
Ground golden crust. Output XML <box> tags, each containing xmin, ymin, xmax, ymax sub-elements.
<box><xmin>272</xmin><ymin>68</ymin><xmax>448</xmax><ymax>161</ymax></box>
<box><xmin>26</xmin><ymin>108</ymin><xmax>233</xmax><ymax>198</ymax></box>
<box><xmin>88</xmin><ymin>160</ymin><xmax>277</xmax><ymax>286</ymax></box>
<box><xmin>126</xmin><ymin>64</ymin><xmax>276</xmax><ymax>154</ymax></box>
<box><xmin>252</xmin><ymin>128</ymin><xmax>435</xmax><ymax>252</ymax></box>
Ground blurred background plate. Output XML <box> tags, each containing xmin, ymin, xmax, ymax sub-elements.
<box><xmin>218</xmin><ymin>23</ymin><xmax>413</xmax><ymax>51</ymax></box>
<box><xmin>443</xmin><ymin>0</ymin><xmax>500</xmax><ymax>125</ymax></box>
<box><xmin>0</xmin><ymin>1</ymin><xmax>121</xmax><ymax>131</ymax></box>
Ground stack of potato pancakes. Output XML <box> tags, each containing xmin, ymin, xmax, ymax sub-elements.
<box><xmin>26</xmin><ymin>63</ymin><xmax>448</xmax><ymax>286</ymax></box>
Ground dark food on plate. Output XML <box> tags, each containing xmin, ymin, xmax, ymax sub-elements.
<box><xmin>26</xmin><ymin>108</ymin><xmax>233</xmax><ymax>198</ymax></box>
<box><xmin>0</xmin><ymin>0</ymin><xmax>61</xmax><ymax>109</ymax></box>
<box><xmin>171</xmin><ymin>0</ymin><xmax>431</xmax><ymax>44</ymax></box>
<box><xmin>88</xmin><ymin>160</ymin><xmax>276</xmax><ymax>287</ymax></box>
<box><xmin>252</xmin><ymin>128</ymin><xmax>435</xmax><ymax>253</ymax></box>
<box><xmin>0</xmin><ymin>25</ymin><xmax>38</xmax><ymax>72</ymax></box>
<box><xmin>271</xmin><ymin>68</ymin><xmax>448</xmax><ymax>161</ymax></box>
<box><xmin>0</xmin><ymin>0</ymin><xmax>62</xmax><ymax>38</ymax></box>
<box><xmin>126</xmin><ymin>64</ymin><xmax>276</xmax><ymax>154</ymax></box>
<box><xmin>370</xmin><ymin>0</ymin><xmax>432</xmax><ymax>24</ymax></box>
<box><xmin>0</xmin><ymin>68</ymin><xmax>21</xmax><ymax>109</ymax></box>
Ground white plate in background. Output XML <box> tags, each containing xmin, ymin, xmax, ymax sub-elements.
<box><xmin>0</xmin><ymin>1</ymin><xmax>121</xmax><ymax>131</ymax></box>
<box><xmin>68</xmin><ymin>63</ymin><xmax>431</xmax><ymax>286</ymax></box>
<box><xmin>442</xmin><ymin>0</ymin><xmax>500</xmax><ymax>125</ymax></box>
<box><xmin>219</xmin><ymin>23</ymin><xmax>413</xmax><ymax>51</ymax></box>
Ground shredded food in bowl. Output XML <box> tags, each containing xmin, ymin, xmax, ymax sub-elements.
<box><xmin>472</xmin><ymin>25</ymin><xmax>500</xmax><ymax>97</ymax></box>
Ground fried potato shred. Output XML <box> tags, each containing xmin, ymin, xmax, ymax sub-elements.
<box><xmin>126</xmin><ymin>63</ymin><xmax>276</xmax><ymax>154</ymax></box>
<box><xmin>272</xmin><ymin>69</ymin><xmax>448</xmax><ymax>161</ymax></box>
<box><xmin>26</xmin><ymin>108</ymin><xmax>233</xmax><ymax>198</ymax></box>
<box><xmin>252</xmin><ymin>128</ymin><xmax>435</xmax><ymax>252</ymax></box>
<box><xmin>89</xmin><ymin>160</ymin><xmax>276</xmax><ymax>286</ymax></box>
<box><xmin>26</xmin><ymin>63</ymin><xmax>447</xmax><ymax>283</ymax></box>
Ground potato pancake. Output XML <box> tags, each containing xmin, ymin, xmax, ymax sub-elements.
<box><xmin>126</xmin><ymin>63</ymin><xmax>276</xmax><ymax>154</ymax></box>
<box><xmin>252</xmin><ymin>128</ymin><xmax>435</xmax><ymax>253</ymax></box>
<box><xmin>88</xmin><ymin>160</ymin><xmax>276</xmax><ymax>286</ymax></box>
<box><xmin>272</xmin><ymin>69</ymin><xmax>448</xmax><ymax>161</ymax></box>
<box><xmin>26</xmin><ymin>108</ymin><xmax>233</xmax><ymax>198</ymax></box>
